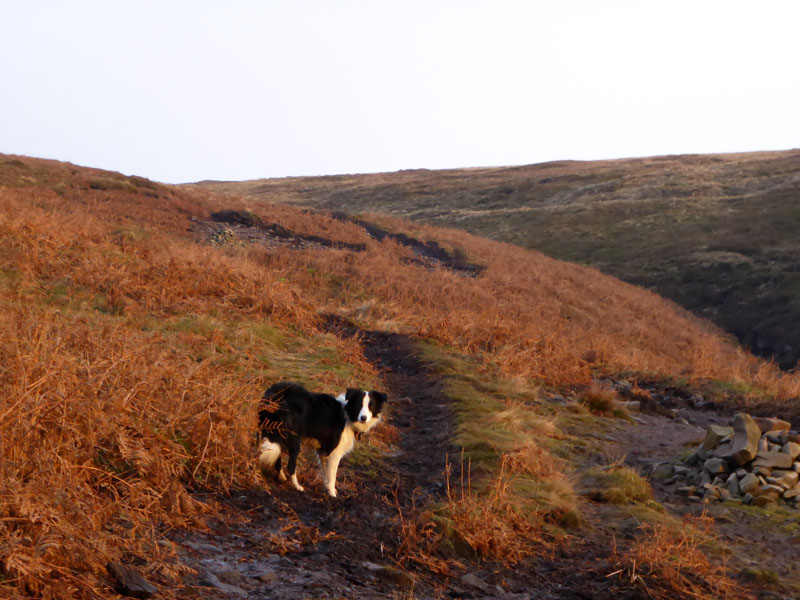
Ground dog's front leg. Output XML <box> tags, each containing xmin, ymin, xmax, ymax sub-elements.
<box><xmin>286</xmin><ymin>439</ymin><xmax>304</xmax><ymax>492</ymax></box>
<box><xmin>323</xmin><ymin>452</ymin><xmax>344</xmax><ymax>497</ymax></box>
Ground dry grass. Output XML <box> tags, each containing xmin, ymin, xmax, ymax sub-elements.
<box><xmin>1</xmin><ymin>154</ymin><xmax>799</xmax><ymax>597</ymax></box>
<box><xmin>582</xmin><ymin>464</ymin><xmax>654</xmax><ymax>505</ymax></box>
<box><xmin>0</xmin><ymin>168</ymin><xmax>378</xmax><ymax>597</ymax></box>
<box><xmin>611</xmin><ymin>515</ymin><xmax>741</xmax><ymax>600</ymax></box>
<box><xmin>439</xmin><ymin>453</ymin><xmax>553</xmax><ymax>564</ymax></box>
<box><xmin>579</xmin><ymin>382</ymin><xmax>619</xmax><ymax>414</ymax></box>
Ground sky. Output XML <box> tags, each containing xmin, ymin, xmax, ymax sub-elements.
<box><xmin>1</xmin><ymin>1</ymin><xmax>798</xmax><ymax>184</ymax></box>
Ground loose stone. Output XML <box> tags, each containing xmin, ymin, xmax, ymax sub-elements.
<box><xmin>703</xmin><ymin>458</ymin><xmax>728</xmax><ymax>475</ymax></box>
<box><xmin>731</xmin><ymin>413</ymin><xmax>761</xmax><ymax>465</ymax></box>
<box><xmin>781</xmin><ymin>442</ymin><xmax>800</xmax><ymax>460</ymax></box>
<box><xmin>702</xmin><ymin>425</ymin><xmax>734</xmax><ymax>452</ymax></box>
<box><xmin>754</xmin><ymin>451</ymin><xmax>793</xmax><ymax>470</ymax></box>
<box><xmin>753</xmin><ymin>417</ymin><xmax>791</xmax><ymax>433</ymax></box>
<box><xmin>739</xmin><ymin>473</ymin><xmax>760</xmax><ymax>495</ymax></box>
<box><xmin>769</xmin><ymin>469</ymin><xmax>799</xmax><ymax>489</ymax></box>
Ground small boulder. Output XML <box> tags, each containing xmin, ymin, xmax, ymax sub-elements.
<box><xmin>753</xmin><ymin>417</ymin><xmax>791</xmax><ymax>433</ymax></box>
<box><xmin>760</xmin><ymin>484</ymin><xmax>784</xmax><ymax>496</ymax></box>
<box><xmin>713</xmin><ymin>441</ymin><xmax>733</xmax><ymax>459</ymax></box>
<box><xmin>683</xmin><ymin>451</ymin><xmax>701</xmax><ymax>466</ymax></box>
<box><xmin>753</xmin><ymin>494</ymin><xmax>778</xmax><ymax>508</ymax></box>
<box><xmin>753</xmin><ymin>466</ymin><xmax>772</xmax><ymax>478</ymax></box>
<box><xmin>199</xmin><ymin>572</ymin><xmax>246</xmax><ymax>596</ymax></box>
<box><xmin>460</xmin><ymin>572</ymin><xmax>493</xmax><ymax>593</ymax></box>
<box><xmin>739</xmin><ymin>472</ymin><xmax>760</xmax><ymax>495</ymax></box>
<box><xmin>651</xmin><ymin>463</ymin><xmax>674</xmax><ymax>482</ymax></box>
<box><xmin>781</xmin><ymin>441</ymin><xmax>800</xmax><ymax>460</ymax></box>
<box><xmin>106</xmin><ymin>563</ymin><xmax>158</xmax><ymax>599</ymax></box>
<box><xmin>754</xmin><ymin>451</ymin><xmax>793</xmax><ymax>470</ymax></box>
<box><xmin>703</xmin><ymin>458</ymin><xmax>728</xmax><ymax>475</ymax></box>
<box><xmin>767</xmin><ymin>469</ymin><xmax>799</xmax><ymax>489</ymax></box>
<box><xmin>702</xmin><ymin>425</ymin><xmax>733</xmax><ymax>452</ymax></box>
<box><xmin>702</xmin><ymin>485</ymin><xmax>721</xmax><ymax>501</ymax></box>
<box><xmin>766</xmin><ymin>430</ymin><xmax>788</xmax><ymax>445</ymax></box>
<box><xmin>784</xmin><ymin>488</ymin><xmax>800</xmax><ymax>500</ymax></box>
<box><xmin>731</xmin><ymin>413</ymin><xmax>761</xmax><ymax>465</ymax></box>
<box><xmin>725</xmin><ymin>473</ymin><xmax>741</xmax><ymax>497</ymax></box>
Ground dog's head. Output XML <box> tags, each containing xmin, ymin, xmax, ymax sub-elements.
<box><xmin>340</xmin><ymin>389</ymin><xmax>388</xmax><ymax>433</ymax></box>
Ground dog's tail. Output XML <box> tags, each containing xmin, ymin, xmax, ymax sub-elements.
<box><xmin>258</xmin><ymin>439</ymin><xmax>282</xmax><ymax>476</ymax></box>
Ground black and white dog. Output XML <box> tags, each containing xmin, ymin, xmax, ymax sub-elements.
<box><xmin>257</xmin><ymin>382</ymin><xmax>388</xmax><ymax>497</ymax></box>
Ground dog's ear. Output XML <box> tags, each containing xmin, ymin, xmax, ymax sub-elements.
<box><xmin>370</xmin><ymin>391</ymin><xmax>388</xmax><ymax>404</ymax></box>
<box><xmin>345</xmin><ymin>388</ymin><xmax>361</xmax><ymax>402</ymax></box>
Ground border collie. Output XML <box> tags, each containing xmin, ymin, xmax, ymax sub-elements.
<box><xmin>257</xmin><ymin>382</ymin><xmax>388</xmax><ymax>497</ymax></box>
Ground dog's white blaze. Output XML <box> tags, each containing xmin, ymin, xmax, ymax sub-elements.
<box><xmin>357</xmin><ymin>392</ymin><xmax>373</xmax><ymax>423</ymax></box>
<box><xmin>352</xmin><ymin>391</ymin><xmax>380</xmax><ymax>434</ymax></box>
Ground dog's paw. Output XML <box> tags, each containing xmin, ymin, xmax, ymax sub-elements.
<box><xmin>277</xmin><ymin>470</ymin><xmax>287</xmax><ymax>482</ymax></box>
<box><xmin>327</xmin><ymin>488</ymin><xmax>337</xmax><ymax>498</ymax></box>
<box><xmin>290</xmin><ymin>474</ymin><xmax>304</xmax><ymax>492</ymax></box>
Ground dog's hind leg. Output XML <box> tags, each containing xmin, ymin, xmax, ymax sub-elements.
<box><xmin>318</xmin><ymin>452</ymin><xmax>329</xmax><ymax>489</ymax></box>
<box><xmin>275</xmin><ymin>455</ymin><xmax>287</xmax><ymax>482</ymax></box>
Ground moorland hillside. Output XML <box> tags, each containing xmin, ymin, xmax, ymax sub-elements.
<box><xmin>2</xmin><ymin>154</ymin><xmax>798</xmax><ymax>598</ymax></box>
<box><xmin>198</xmin><ymin>150</ymin><xmax>800</xmax><ymax>368</ymax></box>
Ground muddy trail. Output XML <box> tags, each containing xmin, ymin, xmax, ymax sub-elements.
<box><xmin>168</xmin><ymin>325</ymin><xmax>792</xmax><ymax>599</ymax></box>
<box><xmin>170</xmin><ymin>322</ymin><xmax>464</xmax><ymax>599</ymax></box>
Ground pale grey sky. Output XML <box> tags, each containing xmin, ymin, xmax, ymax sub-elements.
<box><xmin>1</xmin><ymin>1</ymin><xmax>798</xmax><ymax>183</ymax></box>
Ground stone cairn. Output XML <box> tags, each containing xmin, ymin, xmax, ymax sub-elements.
<box><xmin>653</xmin><ymin>414</ymin><xmax>800</xmax><ymax>508</ymax></box>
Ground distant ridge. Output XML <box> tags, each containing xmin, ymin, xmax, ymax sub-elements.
<box><xmin>193</xmin><ymin>149</ymin><xmax>800</xmax><ymax>369</ymax></box>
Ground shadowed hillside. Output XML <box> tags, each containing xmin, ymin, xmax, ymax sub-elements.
<box><xmin>4</xmin><ymin>154</ymin><xmax>800</xmax><ymax>598</ymax></box>
<box><xmin>196</xmin><ymin>150</ymin><xmax>800</xmax><ymax>368</ymax></box>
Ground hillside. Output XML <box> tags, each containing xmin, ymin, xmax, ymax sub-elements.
<box><xmin>4</xmin><ymin>153</ymin><xmax>800</xmax><ymax>599</ymax></box>
<box><xmin>195</xmin><ymin>150</ymin><xmax>800</xmax><ymax>369</ymax></box>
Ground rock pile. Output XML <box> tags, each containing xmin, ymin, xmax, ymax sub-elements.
<box><xmin>654</xmin><ymin>413</ymin><xmax>800</xmax><ymax>508</ymax></box>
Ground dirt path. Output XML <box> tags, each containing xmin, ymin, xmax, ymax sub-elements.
<box><xmin>170</xmin><ymin>322</ymin><xmax>463</xmax><ymax>599</ymax></box>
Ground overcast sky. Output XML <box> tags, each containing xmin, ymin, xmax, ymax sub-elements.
<box><xmin>1</xmin><ymin>1</ymin><xmax>798</xmax><ymax>183</ymax></box>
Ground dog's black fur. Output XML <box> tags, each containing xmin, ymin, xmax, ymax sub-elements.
<box><xmin>257</xmin><ymin>381</ymin><xmax>387</xmax><ymax>497</ymax></box>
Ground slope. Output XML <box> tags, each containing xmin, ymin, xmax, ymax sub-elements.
<box><xmin>195</xmin><ymin>150</ymin><xmax>800</xmax><ymax>368</ymax></box>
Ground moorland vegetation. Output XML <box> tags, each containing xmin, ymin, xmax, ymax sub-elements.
<box><xmin>2</xmin><ymin>154</ymin><xmax>798</xmax><ymax>598</ymax></box>
<box><xmin>201</xmin><ymin>150</ymin><xmax>800</xmax><ymax>368</ymax></box>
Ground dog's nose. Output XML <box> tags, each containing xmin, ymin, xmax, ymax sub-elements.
<box><xmin>359</xmin><ymin>415</ymin><xmax>367</xmax><ymax>422</ymax></box>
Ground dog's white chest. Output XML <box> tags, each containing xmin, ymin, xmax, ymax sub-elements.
<box><xmin>334</xmin><ymin>426</ymin><xmax>355</xmax><ymax>456</ymax></box>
